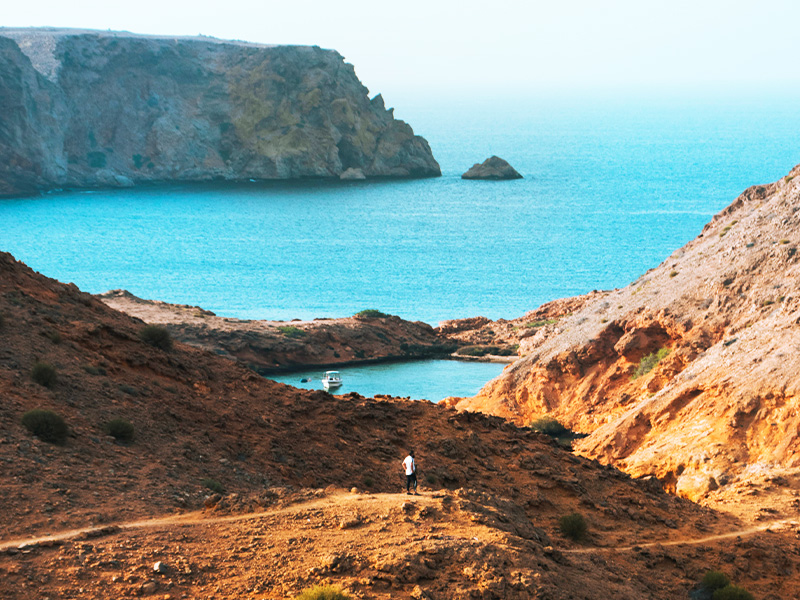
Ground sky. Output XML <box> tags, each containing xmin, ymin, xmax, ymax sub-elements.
<box><xmin>4</xmin><ymin>0</ymin><xmax>800</xmax><ymax>103</ymax></box>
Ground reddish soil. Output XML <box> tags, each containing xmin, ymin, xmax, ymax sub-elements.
<box><xmin>2</xmin><ymin>251</ymin><xmax>800</xmax><ymax>598</ymax></box>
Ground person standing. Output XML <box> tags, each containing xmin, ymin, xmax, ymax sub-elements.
<box><xmin>403</xmin><ymin>450</ymin><xmax>417</xmax><ymax>495</ymax></box>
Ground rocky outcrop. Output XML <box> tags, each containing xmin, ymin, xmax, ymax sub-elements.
<box><xmin>0</xmin><ymin>28</ymin><xmax>440</xmax><ymax>197</ymax></box>
<box><xmin>454</xmin><ymin>164</ymin><xmax>800</xmax><ymax>501</ymax></box>
<box><xmin>99</xmin><ymin>290</ymin><xmax>459</xmax><ymax>372</ymax></box>
<box><xmin>461</xmin><ymin>156</ymin><xmax>522</xmax><ymax>180</ymax></box>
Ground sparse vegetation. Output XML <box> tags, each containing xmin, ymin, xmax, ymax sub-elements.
<box><xmin>529</xmin><ymin>417</ymin><xmax>569</xmax><ymax>437</ymax></box>
<box><xmin>632</xmin><ymin>347</ymin><xmax>671</xmax><ymax>380</ymax></box>
<box><xmin>780</xmin><ymin>239</ymin><xmax>790</xmax><ymax>244</ymax></box>
<box><xmin>21</xmin><ymin>409</ymin><xmax>68</xmax><ymax>444</ymax></box>
<box><xmin>0</xmin><ymin>311</ymin><xmax>4</xmax><ymax>329</ymax></box>
<box><xmin>105</xmin><ymin>418</ymin><xmax>135</xmax><ymax>443</ymax></box>
<box><xmin>294</xmin><ymin>585</ymin><xmax>353</xmax><ymax>600</ymax></box>
<box><xmin>44</xmin><ymin>329</ymin><xmax>62</xmax><ymax>344</ymax></box>
<box><xmin>525</xmin><ymin>318</ymin><xmax>558</xmax><ymax>328</ymax></box>
<box><xmin>202</xmin><ymin>478</ymin><xmax>224</xmax><ymax>494</ymax></box>
<box><xmin>701</xmin><ymin>570</ymin><xmax>731</xmax><ymax>592</ymax></box>
<box><xmin>119</xmin><ymin>384</ymin><xmax>139</xmax><ymax>396</ymax></box>
<box><xmin>669</xmin><ymin>271</ymin><xmax>678</xmax><ymax>278</ymax></box>
<box><xmin>558</xmin><ymin>512</ymin><xmax>588</xmax><ymax>541</ymax></box>
<box><xmin>712</xmin><ymin>585</ymin><xmax>754</xmax><ymax>600</ymax></box>
<box><xmin>31</xmin><ymin>361</ymin><xmax>57</xmax><ymax>388</ymax></box>
<box><xmin>354</xmin><ymin>309</ymin><xmax>390</xmax><ymax>319</ymax></box>
<box><xmin>719</xmin><ymin>220</ymin><xmax>737</xmax><ymax>237</ymax></box>
<box><xmin>139</xmin><ymin>324</ymin><xmax>173</xmax><ymax>350</ymax></box>
<box><xmin>456</xmin><ymin>345</ymin><xmax>517</xmax><ymax>357</ymax></box>
<box><xmin>276</xmin><ymin>325</ymin><xmax>307</xmax><ymax>339</ymax></box>
<box><xmin>82</xmin><ymin>364</ymin><xmax>107</xmax><ymax>376</ymax></box>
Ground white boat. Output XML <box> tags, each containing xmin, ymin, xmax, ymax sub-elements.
<box><xmin>321</xmin><ymin>371</ymin><xmax>343</xmax><ymax>389</ymax></box>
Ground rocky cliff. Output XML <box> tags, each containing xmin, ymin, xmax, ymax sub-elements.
<box><xmin>454</xmin><ymin>164</ymin><xmax>800</xmax><ymax>501</ymax></box>
<box><xmin>0</xmin><ymin>28</ymin><xmax>440</xmax><ymax>196</ymax></box>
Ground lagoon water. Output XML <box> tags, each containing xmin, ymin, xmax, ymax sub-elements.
<box><xmin>269</xmin><ymin>359</ymin><xmax>507</xmax><ymax>402</ymax></box>
<box><xmin>2</xmin><ymin>94</ymin><xmax>799</xmax><ymax>397</ymax></box>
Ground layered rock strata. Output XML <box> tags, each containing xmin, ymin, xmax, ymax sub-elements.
<box><xmin>454</xmin><ymin>165</ymin><xmax>800</xmax><ymax>500</ymax></box>
<box><xmin>0</xmin><ymin>28</ymin><xmax>440</xmax><ymax>197</ymax></box>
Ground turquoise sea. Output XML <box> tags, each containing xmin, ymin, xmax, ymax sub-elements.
<box><xmin>2</xmin><ymin>93</ymin><xmax>798</xmax><ymax>398</ymax></box>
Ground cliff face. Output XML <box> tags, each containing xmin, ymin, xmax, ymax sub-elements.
<box><xmin>0</xmin><ymin>28</ymin><xmax>440</xmax><ymax>196</ymax></box>
<box><xmin>455</xmin><ymin>165</ymin><xmax>800</xmax><ymax>501</ymax></box>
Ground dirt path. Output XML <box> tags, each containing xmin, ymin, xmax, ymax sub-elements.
<box><xmin>562</xmin><ymin>519</ymin><xmax>800</xmax><ymax>554</ymax></box>
<box><xmin>2</xmin><ymin>492</ymin><xmax>796</xmax><ymax>554</ymax></box>
<box><xmin>0</xmin><ymin>492</ymin><xmax>433</xmax><ymax>551</ymax></box>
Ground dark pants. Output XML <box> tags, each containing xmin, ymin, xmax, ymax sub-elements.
<box><xmin>406</xmin><ymin>472</ymin><xmax>417</xmax><ymax>492</ymax></box>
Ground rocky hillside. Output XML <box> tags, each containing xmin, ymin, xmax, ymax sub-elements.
<box><xmin>5</xmin><ymin>250</ymin><xmax>800</xmax><ymax>599</ymax></box>
<box><xmin>99</xmin><ymin>290</ymin><xmax>458</xmax><ymax>373</ymax></box>
<box><xmin>0</xmin><ymin>28</ymin><xmax>440</xmax><ymax>197</ymax></box>
<box><xmin>453</xmin><ymin>165</ymin><xmax>800</xmax><ymax>501</ymax></box>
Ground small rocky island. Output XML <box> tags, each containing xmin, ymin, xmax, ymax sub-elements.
<box><xmin>0</xmin><ymin>28</ymin><xmax>441</xmax><ymax>197</ymax></box>
<box><xmin>462</xmin><ymin>156</ymin><xmax>523</xmax><ymax>180</ymax></box>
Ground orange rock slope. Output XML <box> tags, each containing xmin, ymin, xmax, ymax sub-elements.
<box><xmin>454</xmin><ymin>164</ymin><xmax>800</xmax><ymax>500</ymax></box>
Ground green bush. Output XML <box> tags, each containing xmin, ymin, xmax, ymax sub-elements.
<box><xmin>632</xmin><ymin>347</ymin><xmax>671</xmax><ymax>380</ymax></box>
<box><xmin>529</xmin><ymin>417</ymin><xmax>569</xmax><ymax>437</ymax></box>
<box><xmin>525</xmin><ymin>318</ymin><xmax>558</xmax><ymax>328</ymax></box>
<box><xmin>295</xmin><ymin>585</ymin><xmax>352</xmax><ymax>600</ymax></box>
<box><xmin>558</xmin><ymin>512</ymin><xmax>588</xmax><ymax>541</ymax></box>
<box><xmin>202</xmin><ymin>478</ymin><xmax>224</xmax><ymax>494</ymax></box>
<box><xmin>354</xmin><ymin>309</ymin><xmax>389</xmax><ymax>319</ymax></box>
<box><xmin>31</xmin><ymin>361</ymin><xmax>57</xmax><ymax>388</ymax></box>
<box><xmin>21</xmin><ymin>409</ymin><xmax>68</xmax><ymax>444</ymax></box>
<box><xmin>701</xmin><ymin>571</ymin><xmax>731</xmax><ymax>591</ymax></box>
<box><xmin>139</xmin><ymin>324</ymin><xmax>173</xmax><ymax>350</ymax></box>
<box><xmin>44</xmin><ymin>330</ymin><xmax>62</xmax><ymax>344</ymax></box>
<box><xmin>276</xmin><ymin>325</ymin><xmax>307</xmax><ymax>338</ymax></box>
<box><xmin>82</xmin><ymin>364</ymin><xmax>107</xmax><ymax>376</ymax></box>
<box><xmin>105</xmin><ymin>418</ymin><xmax>135</xmax><ymax>443</ymax></box>
<box><xmin>363</xmin><ymin>475</ymin><xmax>374</xmax><ymax>488</ymax></box>
<box><xmin>712</xmin><ymin>585</ymin><xmax>754</xmax><ymax>600</ymax></box>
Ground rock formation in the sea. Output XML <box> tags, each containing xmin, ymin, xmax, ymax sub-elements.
<box><xmin>0</xmin><ymin>28</ymin><xmax>440</xmax><ymax>197</ymax></box>
<box><xmin>451</xmin><ymin>164</ymin><xmax>800</xmax><ymax>501</ymax></box>
<box><xmin>99</xmin><ymin>290</ymin><xmax>459</xmax><ymax>372</ymax></box>
<box><xmin>461</xmin><ymin>155</ymin><xmax>522</xmax><ymax>180</ymax></box>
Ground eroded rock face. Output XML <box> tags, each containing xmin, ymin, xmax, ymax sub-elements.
<box><xmin>0</xmin><ymin>28</ymin><xmax>440</xmax><ymax>196</ymax></box>
<box><xmin>461</xmin><ymin>156</ymin><xmax>522</xmax><ymax>180</ymax></box>
<box><xmin>455</xmin><ymin>165</ymin><xmax>800</xmax><ymax>500</ymax></box>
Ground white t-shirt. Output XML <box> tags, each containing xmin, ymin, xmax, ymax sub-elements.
<box><xmin>403</xmin><ymin>455</ymin><xmax>415</xmax><ymax>476</ymax></box>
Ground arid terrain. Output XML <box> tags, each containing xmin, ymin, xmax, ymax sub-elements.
<box><xmin>100</xmin><ymin>290</ymin><xmax>459</xmax><ymax>373</ymax></box>
<box><xmin>451</xmin><ymin>164</ymin><xmax>800</xmax><ymax>504</ymax></box>
<box><xmin>4</xmin><ymin>250</ymin><xmax>800</xmax><ymax>599</ymax></box>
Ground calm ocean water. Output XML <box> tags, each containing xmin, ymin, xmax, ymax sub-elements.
<box><xmin>2</xmin><ymin>95</ymin><xmax>799</xmax><ymax>326</ymax></box>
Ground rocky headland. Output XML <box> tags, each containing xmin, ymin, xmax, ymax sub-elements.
<box><xmin>452</xmin><ymin>164</ymin><xmax>800</xmax><ymax>502</ymax></box>
<box><xmin>461</xmin><ymin>156</ymin><xmax>522</xmax><ymax>180</ymax></box>
<box><xmin>0</xmin><ymin>28</ymin><xmax>440</xmax><ymax>197</ymax></box>
<box><xmin>99</xmin><ymin>291</ymin><xmax>459</xmax><ymax>373</ymax></box>
<box><xmin>2</xmin><ymin>250</ymin><xmax>799</xmax><ymax>599</ymax></box>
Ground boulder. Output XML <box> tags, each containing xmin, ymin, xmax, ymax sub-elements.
<box><xmin>340</xmin><ymin>167</ymin><xmax>366</xmax><ymax>180</ymax></box>
<box><xmin>462</xmin><ymin>156</ymin><xmax>522</xmax><ymax>180</ymax></box>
